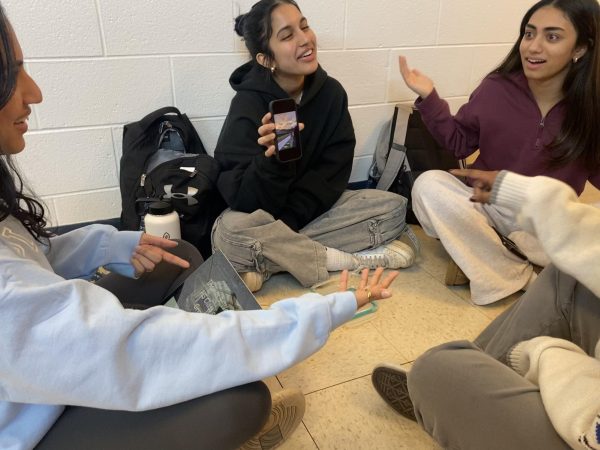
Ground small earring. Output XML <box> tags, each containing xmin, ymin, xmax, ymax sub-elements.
<box><xmin>573</xmin><ymin>56</ymin><xmax>579</xmax><ymax>63</ymax></box>
<box><xmin>270</xmin><ymin>66</ymin><xmax>276</xmax><ymax>74</ymax></box>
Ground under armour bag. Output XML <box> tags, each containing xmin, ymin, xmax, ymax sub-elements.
<box><xmin>369</xmin><ymin>104</ymin><xmax>463</xmax><ymax>224</ymax></box>
<box><xmin>119</xmin><ymin>106</ymin><xmax>223</xmax><ymax>258</ymax></box>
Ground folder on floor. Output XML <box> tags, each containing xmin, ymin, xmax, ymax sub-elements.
<box><xmin>177</xmin><ymin>250</ymin><xmax>261</xmax><ymax>314</ymax></box>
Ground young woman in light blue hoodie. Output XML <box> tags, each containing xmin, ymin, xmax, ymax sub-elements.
<box><xmin>0</xmin><ymin>4</ymin><xmax>397</xmax><ymax>449</ymax></box>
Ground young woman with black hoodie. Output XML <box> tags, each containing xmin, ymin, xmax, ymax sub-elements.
<box><xmin>214</xmin><ymin>0</ymin><xmax>416</xmax><ymax>291</ymax></box>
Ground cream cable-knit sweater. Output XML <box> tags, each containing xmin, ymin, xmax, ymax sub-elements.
<box><xmin>491</xmin><ymin>171</ymin><xmax>600</xmax><ymax>450</ymax></box>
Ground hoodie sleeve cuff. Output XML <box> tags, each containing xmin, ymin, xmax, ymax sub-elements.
<box><xmin>507</xmin><ymin>340</ymin><xmax>531</xmax><ymax>376</ymax></box>
<box><xmin>328</xmin><ymin>291</ymin><xmax>359</xmax><ymax>330</ymax></box>
<box><xmin>103</xmin><ymin>231</ymin><xmax>142</xmax><ymax>278</ymax></box>
<box><xmin>489</xmin><ymin>171</ymin><xmax>531</xmax><ymax>210</ymax></box>
<box><xmin>414</xmin><ymin>88</ymin><xmax>445</xmax><ymax>116</ymax></box>
<box><xmin>507</xmin><ymin>336</ymin><xmax>587</xmax><ymax>378</ymax></box>
<box><xmin>107</xmin><ymin>231</ymin><xmax>142</xmax><ymax>263</ymax></box>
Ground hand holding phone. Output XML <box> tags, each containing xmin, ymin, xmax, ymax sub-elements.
<box><xmin>268</xmin><ymin>98</ymin><xmax>302</xmax><ymax>162</ymax></box>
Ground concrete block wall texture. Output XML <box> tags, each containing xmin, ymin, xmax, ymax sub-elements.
<box><xmin>5</xmin><ymin>0</ymin><xmax>530</xmax><ymax>226</ymax></box>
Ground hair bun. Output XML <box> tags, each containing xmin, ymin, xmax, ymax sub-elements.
<box><xmin>234</xmin><ymin>14</ymin><xmax>246</xmax><ymax>37</ymax></box>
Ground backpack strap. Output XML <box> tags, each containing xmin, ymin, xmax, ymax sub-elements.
<box><xmin>390</xmin><ymin>105</ymin><xmax>411</xmax><ymax>149</ymax></box>
<box><xmin>376</xmin><ymin>144</ymin><xmax>405</xmax><ymax>191</ymax></box>
<box><xmin>375</xmin><ymin>105</ymin><xmax>412</xmax><ymax>191</ymax></box>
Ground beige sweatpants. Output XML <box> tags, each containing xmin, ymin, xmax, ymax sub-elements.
<box><xmin>412</xmin><ymin>170</ymin><xmax>544</xmax><ymax>305</ymax></box>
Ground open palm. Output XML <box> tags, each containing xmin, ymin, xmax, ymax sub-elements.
<box><xmin>399</xmin><ymin>56</ymin><xmax>434</xmax><ymax>99</ymax></box>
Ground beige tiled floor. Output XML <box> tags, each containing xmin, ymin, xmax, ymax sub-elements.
<box><xmin>255</xmin><ymin>226</ymin><xmax>518</xmax><ymax>450</ymax></box>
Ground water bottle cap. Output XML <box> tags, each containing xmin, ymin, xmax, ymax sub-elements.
<box><xmin>148</xmin><ymin>201</ymin><xmax>174</xmax><ymax>215</ymax></box>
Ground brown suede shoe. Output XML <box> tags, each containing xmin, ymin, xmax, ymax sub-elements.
<box><xmin>240</xmin><ymin>388</ymin><xmax>305</xmax><ymax>450</ymax></box>
<box><xmin>240</xmin><ymin>271</ymin><xmax>264</xmax><ymax>293</ymax></box>
<box><xmin>444</xmin><ymin>259</ymin><xmax>469</xmax><ymax>286</ymax></box>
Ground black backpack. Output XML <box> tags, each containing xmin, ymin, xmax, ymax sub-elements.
<box><xmin>119</xmin><ymin>106</ymin><xmax>224</xmax><ymax>258</ymax></box>
<box><xmin>369</xmin><ymin>104</ymin><xmax>463</xmax><ymax>224</ymax></box>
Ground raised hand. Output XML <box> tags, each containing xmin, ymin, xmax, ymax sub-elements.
<box><xmin>339</xmin><ymin>267</ymin><xmax>399</xmax><ymax>309</ymax></box>
<box><xmin>131</xmin><ymin>234</ymin><xmax>190</xmax><ymax>277</ymax></box>
<box><xmin>399</xmin><ymin>56</ymin><xmax>435</xmax><ymax>99</ymax></box>
<box><xmin>450</xmin><ymin>168</ymin><xmax>500</xmax><ymax>204</ymax></box>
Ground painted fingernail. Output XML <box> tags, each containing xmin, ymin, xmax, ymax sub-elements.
<box><xmin>381</xmin><ymin>290</ymin><xmax>391</xmax><ymax>298</ymax></box>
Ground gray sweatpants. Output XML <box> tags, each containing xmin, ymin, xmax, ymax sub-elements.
<box><xmin>211</xmin><ymin>189</ymin><xmax>408</xmax><ymax>287</ymax></box>
<box><xmin>408</xmin><ymin>265</ymin><xmax>598</xmax><ymax>450</ymax></box>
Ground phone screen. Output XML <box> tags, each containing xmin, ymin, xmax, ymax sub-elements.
<box><xmin>269</xmin><ymin>99</ymin><xmax>302</xmax><ymax>162</ymax></box>
<box><xmin>274</xmin><ymin>110</ymin><xmax>298</xmax><ymax>151</ymax></box>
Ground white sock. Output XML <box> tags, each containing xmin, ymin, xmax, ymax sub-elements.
<box><xmin>325</xmin><ymin>247</ymin><xmax>356</xmax><ymax>271</ymax></box>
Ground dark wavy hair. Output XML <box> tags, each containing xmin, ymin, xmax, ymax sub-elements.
<box><xmin>0</xmin><ymin>5</ymin><xmax>51</xmax><ymax>242</ymax></box>
<box><xmin>492</xmin><ymin>0</ymin><xmax>600</xmax><ymax>170</ymax></box>
<box><xmin>234</xmin><ymin>0</ymin><xmax>301</xmax><ymax>67</ymax></box>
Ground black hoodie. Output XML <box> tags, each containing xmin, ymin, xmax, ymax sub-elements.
<box><xmin>215</xmin><ymin>61</ymin><xmax>355</xmax><ymax>232</ymax></box>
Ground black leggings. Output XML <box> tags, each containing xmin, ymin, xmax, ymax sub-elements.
<box><xmin>36</xmin><ymin>241</ymin><xmax>271</xmax><ymax>450</ymax></box>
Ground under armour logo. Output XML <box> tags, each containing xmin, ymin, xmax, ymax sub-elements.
<box><xmin>163</xmin><ymin>185</ymin><xmax>198</xmax><ymax>206</ymax></box>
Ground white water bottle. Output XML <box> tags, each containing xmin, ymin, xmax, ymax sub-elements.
<box><xmin>144</xmin><ymin>201</ymin><xmax>181</xmax><ymax>240</ymax></box>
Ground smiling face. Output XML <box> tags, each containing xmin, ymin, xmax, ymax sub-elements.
<box><xmin>519</xmin><ymin>6</ymin><xmax>586</xmax><ymax>87</ymax></box>
<box><xmin>262</xmin><ymin>3</ymin><xmax>318</xmax><ymax>87</ymax></box>
<box><xmin>0</xmin><ymin>30</ymin><xmax>42</xmax><ymax>155</ymax></box>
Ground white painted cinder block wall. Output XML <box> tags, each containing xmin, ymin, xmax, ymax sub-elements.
<box><xmin>5</xmin><ymin>0</ymin><xmax>530</xmax><ymax>226</ymax></box>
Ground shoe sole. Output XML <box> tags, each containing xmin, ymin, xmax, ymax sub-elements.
<box><xmin>240</xmin><ymin>389</ymin><xmax>305</xmax><ymax>450</ymax></box>
<box><xmin>371</xmin><ymin>365</ymin><xmax>416</xmax><ymax>422</ymax></box>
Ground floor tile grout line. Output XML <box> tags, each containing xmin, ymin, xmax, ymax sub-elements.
<box><xmin>371</xmin><ymin>321</ymin><xmax>414</xmax><ymax>364</ymax></box>
<box><xmin>286</xmin><ymin>363</ymin><xmax>420</xmax><ymax>449</ymax></box>
<box><xmin>300</xmin><ymin>420</ymin><xmax>320</xmax><ymax>450</ymax></box>
<box><xmin>301</xmin><ymin>373</ymin><xmax>373</xmax><ymax>396</ymax></box>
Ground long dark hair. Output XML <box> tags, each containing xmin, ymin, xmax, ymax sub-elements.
<box><xmin>234</xmin><ymin>0</ymin><xmax>301</xmax><ymax>66</ymax></box>
<box><xmin>0</xmin><ymin>5</ymin><xmax>51</xmax><ymax>242</ymax></box>
<box><xmin>492</xmin><ymin>0</ymin><xmax>600</xmax><ymax>170</ymax></box>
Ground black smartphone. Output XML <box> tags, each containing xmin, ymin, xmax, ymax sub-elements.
<box><xmin>268</xmin><ymin>98</ymin><xmax>302</xmax><ymax>162</ymax></box>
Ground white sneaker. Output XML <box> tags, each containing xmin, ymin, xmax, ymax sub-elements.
<box><xmin>353</xmin><ymin>240</ymin><xmax>414</xmax><ymax>270</ymax></box>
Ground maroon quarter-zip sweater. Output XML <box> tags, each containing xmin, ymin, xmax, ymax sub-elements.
<box><xmin>416</xmin><ymin>70</ymin><xmax>600</xmax><ymax>195</ymax></box>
